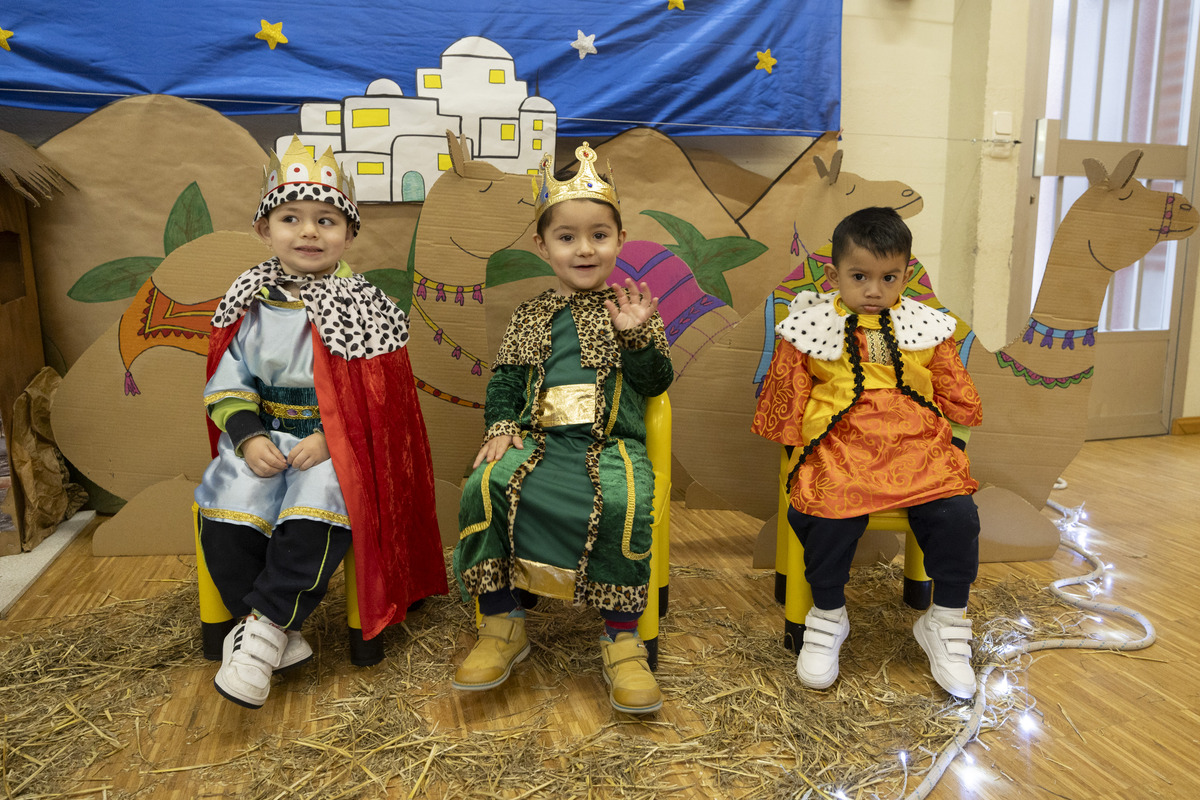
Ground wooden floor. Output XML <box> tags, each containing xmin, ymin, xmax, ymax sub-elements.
<box><xmin>2</xmin><ymin>434</ymin><xmax>1198</xmax><ymax>799</ymax></box>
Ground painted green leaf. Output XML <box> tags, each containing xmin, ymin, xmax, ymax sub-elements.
<box><xmin>163</xmin><ymin>182</ymin><xmax>214</xmax><ymax>256</ymax></box>
<box><xmin>67</xmin><ymin>256</ymin><xmax>163</xmax><ymax>302</ymax></box>
<box><xmin>361</xmin><ymin>268</ymin><xmax>411</xmax><ymax>309</ymax></box>
<box><xmin>486</xmin><ymin>248</ymin><xmax>554</xmax><ymax>288</ymax></box>
<box><xmin>640</xmin><ymin>210</ymin><xmax>706</xmax><ymax>252</ymax></box>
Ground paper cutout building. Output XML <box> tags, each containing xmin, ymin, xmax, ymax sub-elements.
<box><xmin>280</xmin><ymin>37</ymin><xmax>556</xmax><ymax>202</ymax></box>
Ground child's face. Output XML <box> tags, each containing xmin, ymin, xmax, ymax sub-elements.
<box><xmin>534</xmin><ymin>199</ymin><xmax>626</xmax><ymax>296</ymax></box>
<box><xmin>254</xmin><ymin>200</ymin><xmax>354</xmax><ymax>277</ymax></box>
<box><xmin>825</xmin><ymin>242</ymin><xmax>913</xmax><ymax>315</ymax></box>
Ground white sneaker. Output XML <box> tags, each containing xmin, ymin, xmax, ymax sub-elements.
<box><xmin>796</xmin><ymin>606</ymin><xmax>849</xmax><ymax>690</ymax></box>
<box><xmin>913</xmin><ymin>605</ymin><xmax>977</xmax><ymax>699</ymax></box>
<box><xmin>214</xmin><ymin>617</ymin><xmax>288</xmax><ymax>708</ymax></box>
<box><xmin>277</xmin><ymin>630</ymin><xmax>313</xmax><ymax>671</ymax></box>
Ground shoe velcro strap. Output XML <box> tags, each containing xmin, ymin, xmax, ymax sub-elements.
<box><xmin>239</xmin><ymin>627</ymin><xmax>285</xmax><ymax>664</ymax></box>
<box><xmin>937</xmin><ymin>622</ymin><xmax>972</xmax><ymax>642</ymax></box>
<box><xmin>603</xmin><ymin>638</ymin><xmax>648</xmax><ymax>668</ymax></box>
<box><xmin>804</xmin><ymin>615</ymin><xmax>844</xmax><ymax>638</ymax></box>
<box><xmin>942</xmin><ymin>641</ymin><xmax>972</xmax><ymax>658</ymax></box>
<box><xmin>478</xmin><ymin>617</ymin><xmax>519</xmax><ymax>642</ymax></box>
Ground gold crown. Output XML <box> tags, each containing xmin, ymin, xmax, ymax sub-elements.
<box><xmin>255</xmin><ymin>135</ymin><xmax>360</xmax><ymax>232</ymax></box>
<box><xmin>531</xmin><ymin>142</ymin><xmax>619</xmax><ymax>223</ymax></box>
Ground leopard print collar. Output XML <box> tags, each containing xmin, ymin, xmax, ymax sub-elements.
<box><xmin>211</xmin><ymin>257</ymin><xmax>410</xmax><ymax>360</ymax></box>
<box><xmin>493</xmin><ymin>288</ymin><xmax>620</xmax><ymax>369</ymax></box>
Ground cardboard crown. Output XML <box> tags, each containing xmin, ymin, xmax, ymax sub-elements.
<box><xmin>254</xmin><ymin>135</ymin><xmax>360</xmax><ymax>232</ymax></box>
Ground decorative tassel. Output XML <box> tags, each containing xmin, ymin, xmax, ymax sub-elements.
<box><xmin>416</xmin><ymin>277</ymin><xmax>427</xmax><ymax>299</ymax></box>
<box><xmin>455</xmin><ymin>287</ymin><xmax>464</xmax><ymax>305</ymax></box>
<box><xmin>433</xmin><ymin>328</ymin><xmax>443</xmax><ymax>344</ymax></box>
<box><xmin>451</xmin><ymin>345</ymin><xmax>462</xmax><ymax>359</ymax></box>
<box><xmin>1040</xmin><ymin>331</ymin><xmax>1054</xmax><ymax>348</ymax></box>
<box><xmin>1062</xmin><ymin>330</ymin><xmax>1074</xmax><ymax>350</ymax></box>
<box><xmin>472</xmin><ymin>360</ymin><xmax>483</xmax><ymax>376</ymax></box>
<box><xmin>1083</xmin><ymin>329</ymin><xmax>1095</xmax><ymax>347</ymax></box>
<box><xmin>1022</xmin><ymin>326</ymin><xmax>1035</xmax><ymax>344</ymax></box>
<box><xmin>123</xmin><ymin>370</ymin><xmax>141</xmax><ymax>397</ymax></box>
<box><xmin>472</xmin><ymin>284</ymin><xmax>483</xmax><ymax>303</ymax></box>
<box><xmin>436</xmin><ymin>283</ymin><xmax>446</xmax><ymax>302</ymax></box>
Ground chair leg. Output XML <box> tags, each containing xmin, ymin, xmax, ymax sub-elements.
<box><xmin>774</xmin><ymin>448</ymin><xmax>791</xmax><ymax>605</ymax></box>
<box><xmin>782</xmin><ymin>524</ymin><xmax>812</xmax><ymax>654</ymax></box>
<box><xmin>195</xmin><ymin>504</ymin><xmax>235</xmax><ymax>661</ymax></box>
<box><xmin>343</xmin><ymin>546</ymin><xmax>385</xmax><ymax>666</ymax></box>
<box><xmin>902</xmin><ymin>530</ymin><xmax>932</xmax><ymax>610</ymax></box>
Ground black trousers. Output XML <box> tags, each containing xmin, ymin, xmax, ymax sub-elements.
<box><xmin>787</xmin><ymin>494</ymin><xmax>979</xmax><ymax>610</ymax></box>
<box><xmin>200</xmin><ymin>516</ymin><xmax>352</xmax><ymax>630</ymax></box>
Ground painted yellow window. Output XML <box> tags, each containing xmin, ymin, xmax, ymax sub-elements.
<box><xmin>352</xmin><ymin>108</ymin><xmax>390</xmax><ymax>128</ymax></box>
<box><xmin>527</xmin><ymin>168</ymin><xmax>540</xmax><ymax>175</ymax></box>
<box><xmin>500</xmin><ymin>124</ymin><xmax>516</xmax><ymax>141</ymax></box>
<box><xmin>423</xmin><ymin>74</ymin><xmax>442</xmax><ymax>89</ymax></box>
<box><xmin>325</xmin><ymin>110</ymin><xmax>342</xmax><ymax>126</ymax></box>
<box><xmin>358</xmin><ymin>162</ymin><xmax>385</xmax><ymax>175</ymax></box>
<box><xmin>489</xmin><ymin>69</ymin><xmax>506</xmax><ymax>84</ymax></box>
<box><xmin>532</xmin><ymin>139</ymin><xmax>543</xmax><ymax>151</ymax></box>
<box><xmin>438</xmin><ymin>153</ymin><xmax>453</xmax><ymax>171</ymax></box>
<box><xmin>533</xmin><ymin>119</ymin><xmax>543</xmax><ymax>131</ymax></box>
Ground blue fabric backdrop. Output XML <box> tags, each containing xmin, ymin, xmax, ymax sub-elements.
<box><xmin>0</xmin><ymin>1</ymin><xmax>840</xmax><ymax>136</ymax></box>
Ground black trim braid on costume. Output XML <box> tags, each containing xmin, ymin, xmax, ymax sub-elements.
<box><xmin>880</xmin><ymin>312</ymin><xmax>945</xmax><ymax>419</ymax></box>
<box><xmin>786</xmin><ymin>314</ymin><xmax>867</xmax><ymax>494</ymax></box>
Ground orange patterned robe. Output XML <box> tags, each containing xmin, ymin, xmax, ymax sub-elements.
<box><xmin>752</xmin><ymin>294</ymin><xmax>982</xmax><ymax>519</ymax></box>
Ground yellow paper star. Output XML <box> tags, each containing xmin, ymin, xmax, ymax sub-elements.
<box><xmin>0</xmin><ymin>27</ymin><xmax>14</xmax><ymax>52</ymax></box>
<box><xmin>668</xmin><ymin>0</ymin><xmax>685</xmax><ymax>9</ymax></box>
<box><xmin>755</xmin><ymin>49</ymin><xmax>778</xmax><ymax>75</ymax></box>
<box><xmin>255</xmin><ymin>19</ymin><xmax>288</xmax><ymax>50</ymax></box>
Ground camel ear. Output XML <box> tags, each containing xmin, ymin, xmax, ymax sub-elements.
<box><xmin>445</xmin><ymin>130</ymin><xmax>470</xmax><ymax>177</ymax></box>
<box><xmin>813</xmin><ymin>155</ymin><xmax>829</xmax><ymax>180</ymax></box>
<box><xmin>1083</xmin><ymin>157</ymin><xmax>1108</xmax><ymax>187</ymax></box>
<box><xmin>1109</xmin><ymin>150</ymin><xmax>1143</xmax><ymax>190</ymax></box>
<box><xmin>827</xmin><ymin>150</ymin><xmax>844</xmax><ymax>184</ymax></box>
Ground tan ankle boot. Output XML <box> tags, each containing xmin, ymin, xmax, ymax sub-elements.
<box><xmin>600</xmin><ymin>632</ymin><xmax>662</xmax><ymax>714</ymax></box>
<box><xmin>452</xmin><ymin>614</ymin><xmax>530</xmax><ymax>691</ymax></box>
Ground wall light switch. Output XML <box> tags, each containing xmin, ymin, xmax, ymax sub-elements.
<box><xmin>993</xmin><ymin>111</ymin><xmax>1014</xmax><ymax>139</ymax></box>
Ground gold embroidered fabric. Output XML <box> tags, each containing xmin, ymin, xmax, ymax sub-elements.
<box><xmin>536</xmin><ymin>384</ymin><xmax>596</xmax><ymax>427</ymax></box>
<box><xmin>261</xmin><ymin>399</ymin><xmax>321</xmax><ymax>420</ymax></box>
<box><xmin>864</xmin><ymin>328</ymin><xmax>893</xmax><ymax>365</ymax></box>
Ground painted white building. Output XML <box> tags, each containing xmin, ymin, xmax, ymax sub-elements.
<box><xmin>279</xmin><ymin>38</ymin><xmax>557</xmax><ymax>203</ymax></box>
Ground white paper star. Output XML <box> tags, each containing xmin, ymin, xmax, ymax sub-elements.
<box><xmin>571</xmin><ymin>30</ymin><xmax>597</xmax><ymax>60</ymax></box>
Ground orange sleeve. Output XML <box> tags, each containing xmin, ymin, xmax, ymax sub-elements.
<box><xmin>751</xmin><ymin>339</ymin><xmax>812</xmax><ymax>446</ymax></box>
<box><xmin>929</xmin><ymin>339</ymin><xmax>983</xmax><ymax>427</ymax></box>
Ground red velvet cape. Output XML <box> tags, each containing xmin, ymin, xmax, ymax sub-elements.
<box><xmin>206</xmin><ymin>320</ymin><xmax>446</xmax><ymax>639</ymax></box>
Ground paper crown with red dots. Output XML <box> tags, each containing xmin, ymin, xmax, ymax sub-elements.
<box><xmin>531</xmin><ymin>142</ymin><xmax>619</xmax><ymax>223</ymax></box>
<box><xmin>254</xmin><ymin>135</ymin><xmax>360</xmax><ymax>233</ymax></box>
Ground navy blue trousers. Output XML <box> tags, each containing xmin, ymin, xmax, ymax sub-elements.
<box><xmin>787</xmin><ymin>494</ymin><xmax>979</xmax><ymax>610</ymax></box>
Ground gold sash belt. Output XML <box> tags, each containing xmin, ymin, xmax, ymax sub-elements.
<box><xmin>537</xmin><ymin>383</ymin><xmax>595</xmax><ymax>427</ymax></box>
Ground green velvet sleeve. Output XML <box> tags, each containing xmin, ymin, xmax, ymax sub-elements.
<box><xmin>482</xmin><ymin>364</ymin><xmax>533</xmax><ymax>440</ymax></box>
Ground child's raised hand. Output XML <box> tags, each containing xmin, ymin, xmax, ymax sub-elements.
<box><xmin>605</xmin><ymin>278</ymin><xmax>659</xmax><ymax>331</ymax></box>
<box><xmin>472</xmin><ymin>434</ymin><xmax>524</xmax><ymax>469</ymax></box>
<box><xmin>242</xmin><ymin>435</ymin><xmax>288</xmax><ymax>478</ymax></box>
<box><xmin>288</xmin><ymin>431</ymin><xmax>330</xmax><ymax>471</ymax></box>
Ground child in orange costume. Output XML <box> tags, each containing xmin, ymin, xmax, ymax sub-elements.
<box><xmin>752</xmin><ymin>207</ymin><xmax>983</xmax><ymax>699</ymax></box>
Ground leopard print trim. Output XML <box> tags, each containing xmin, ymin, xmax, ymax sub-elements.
<box><xmin>494</xmin><ymin>289</ymin><xmax>620</xmax><ymax>369</ymax></box>
<box><xmin>484</xmin><ymin>420</ymin><xmax>522</xmax><ymax>444</ymax></box>
<box><xmin>212</xmin><ymin>258</ymin><xmax>410</xmax><ymax>361</ymax></box>
<box><xmin>582</xmin><ymin>580</ymin><xmax>648</xmax><ymax>614</ymax></box>
<box><xmin>460</xmin><ymin>559</ymin><xmax>647</xmax><ymax>614</ymax></box>
<box><xmin>459</xmin><ymin>559</ymin><xmax>509</xmax><ymax>597</ymax></box>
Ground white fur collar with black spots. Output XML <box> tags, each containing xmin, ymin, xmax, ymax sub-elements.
<box><xmin>774</xmin><ymin>292</ymin><xmax>955</xmax><ymax>361</ymax></box>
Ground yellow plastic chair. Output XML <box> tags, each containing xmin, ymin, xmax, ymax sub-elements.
<box><xmin>194</xmin><ymin>503</ymin><xmax>384</xmax><ymax>667</ymax></box>
<box><xmin>472</xmin><ymin>392</ymin><xmax>671</xmax><ymax>670</ymax></box>
<box><xmin>774</xmin><ymin>449</ymin><xmax>932</xmax><ymax>653</ymax></box>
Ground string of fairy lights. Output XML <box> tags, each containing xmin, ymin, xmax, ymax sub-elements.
<box><xmin>901</xmin><ymin>496</ymin><xmax>1154</xmax><ymax>800</ymax></box>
